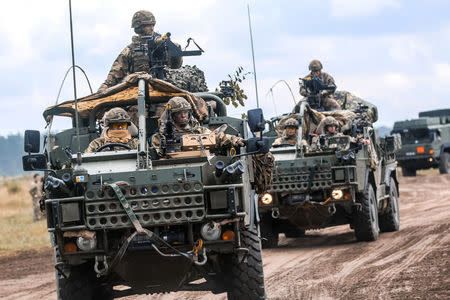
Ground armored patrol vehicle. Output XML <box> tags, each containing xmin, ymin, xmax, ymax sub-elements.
<box><xmin>259</xmin><ymin>102</ymin><xmax>401</xmax><ymax>247</ymax></box>
<box><xmin>392</xmin><ymin>109</ymin><xmax>450</xmax><ymax>176</ymax></box>
<box><xmin>22</xmin><ymin>78</ymin><xmax>268</xmax><ymax>299</ymax></box>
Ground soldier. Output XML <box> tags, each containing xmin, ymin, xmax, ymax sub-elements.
<box><xmin>293</xmin><ymin>59</ymin><xmax>341</xmax><ymax>112</ymax></box>
<box><xmin>310</xmin><ymin>116</ymin><xmax>342</xmax><ymax>151</ymax></box>
<box><xmin>85</xmin><ymin>108</ymin><xmax>139</xmax><ymax>153</ymax></box>
<box><xmin>97</xmin><ymin>10</ymin><xmax>183</xmax><ymax>92</ymax></box>
<box><xmin>272</xmin><ymin>118</ymin><xmax>299</xmax><ymax>146</ymax></box>
<box><xmin>29</xmin><ymin>173</ymin><xmax>44</xmax><ymax>221</ymax></box>
<box><xmin>151</xmin><ymin>97</ymin><xmax>245</xmax><ymax>156</ymax></box>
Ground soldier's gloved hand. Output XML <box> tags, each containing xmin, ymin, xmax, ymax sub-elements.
<box><xmin>235</xmin><ymin>138</ymin><xmax>246</xmax><ymax>147</ymax></box>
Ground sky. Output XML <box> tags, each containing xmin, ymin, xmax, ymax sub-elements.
<box><xmin>1</xmin><ymin>0</ymin><xmax>449</xmax><ymax>136</ymax></box>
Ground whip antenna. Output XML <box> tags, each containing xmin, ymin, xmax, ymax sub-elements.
<box><xmin>247</xmin><ymin>4</ymin><xmax>260</xmax><ymax>108</ymax></box>
<box><xmin>68</xmin><ymin>0</ymin><xmax>81</xmax><ymax>156</ymax></box>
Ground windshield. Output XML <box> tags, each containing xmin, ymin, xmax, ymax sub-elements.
<box><xmin>399</xmin><ymin>128</ymin><xmax>436</xmax><ymax>145</ymax></box>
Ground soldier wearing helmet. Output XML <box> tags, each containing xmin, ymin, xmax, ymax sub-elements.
<box><xmin>310</xmin><ymin>116</ymin><xmax>343</xmax><ymax>151</ymax></box>
<box><xmin>151</xmin><ymin>97</ymin><xmax>245</xmax><ymax>156</ymax></box>
<box><xmin>293</xmin><ymin>59</ymin><xmax>341</xmax><ymax>112</ymax></box>
<box><xmin>272</xmin><ymin>118</ymin><xmax>299</xmax><ymax>147</ymax></box>
<box><xmin>97</xmin><ymin>10</ymin><xmax>183</xmax><ymax>92</ymax></box>
<box><xmin>85</xmin><ymin>108</ymin><xmax>139</xmax><ymax>153</ymax></box>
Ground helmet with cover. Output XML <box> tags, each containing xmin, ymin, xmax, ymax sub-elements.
<box><xmin>284</xmin><ymin>118</ymin><xmax>299</xmax><ymax>129</ymax></box>
<box><xmin>308</xmin><ymin>59</ymin><xmax>323</xmax><ymax>72</ymax></box>
<box><xmin>131</xmin><ymin>10</ymin><xmax>156</xmax><ymax>28</ymax></box>
<box><xmin>167</xmin><ymin>96</ymin><xmax>192</xmax><ymax>113</ymax></box>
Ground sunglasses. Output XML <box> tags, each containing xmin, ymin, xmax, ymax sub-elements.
<box><xmin>110</xmin><ymin>123</ymin><xmax>128</xmax><ymax>130</ymax></box>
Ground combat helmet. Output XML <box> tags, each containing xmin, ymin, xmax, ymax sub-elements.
<box><xmin>284</xmin><ymin>118</ymin><xmax>299</xmax><ymax>129</ymax></box>
<box><xmin>308</xmin><ymin>59</ymin><xmax>323</xmax><ymax>72</ymax></box>
<box><xmin>322</xmin><ymin>116</ymin><xmax>339</xmax><ymax>131</ymax></box>
<box><xmin>167</xmin><ymin>97</ymin><xmax>191</xmax><ymax>113</ymax></box>
<box><xmin>103</xmin><ymin>107</ymin><xmax>132</xmax><ymax>127</ymax></box>
<box><xmin>131</xmin><ymin>10</ymin><xmax>156</xmax><ymax>28</ymax></box>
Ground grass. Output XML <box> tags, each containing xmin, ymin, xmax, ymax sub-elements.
<box><xmin>0</xmin><ymin>176</ymin><xmax>50</xmax><ymax>257</ymax></box>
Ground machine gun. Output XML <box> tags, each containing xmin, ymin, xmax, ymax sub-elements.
<box><xmin>350</xmin><ymin>103</ymin><xmax>371</xmax><ymax>136</ymax></box>
<box><xmin>300</xmin><ymin>76</ymin><xmax>335</xmax><ymax>110</ymax></box>
<box><xmin>135</xmin><ymin>32</ymin><xmax>204</xmax><ymax>79</ymax></box>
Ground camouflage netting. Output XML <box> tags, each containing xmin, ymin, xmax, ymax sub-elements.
<box><xmin>334</xmin><ymin>90</ymin><xmax>378</xmax><ymax>123</ymax></box>
<box><xmin>165</xmin><ymin>65</ymin><xmax>208</xmax><ymax>93</ymax></box>
<box><xmin>43</xmin><ymin>74</ymin><xmax>208</xmax><ymax>122</ymax></box>
<box><xmin>252</xmin><ymin>153</ymin><xmax>275</xmax><ymax>194</ymax></box>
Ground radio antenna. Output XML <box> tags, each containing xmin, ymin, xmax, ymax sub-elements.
<box><xmin>68</xmin><ymin>0</ymin><xmax>81</xmax><ymax>156</ymax></box>
<box><xmin>247</xmin><ymin>4</ymin><xmax>260</xmax><ymax>108</ymax></box>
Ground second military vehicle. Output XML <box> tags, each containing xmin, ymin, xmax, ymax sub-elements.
<box><xmin>22</xmin><ymin>78</ymin><xmax>269</xmax><ymax>299</ymax></box>
<box><xmin>259</xmin><ymin>102</ymin><xmax>401</xmax><ymax>247</ymax></box>
<box><xmin>392</xmin><ymin>109</ymin><xmax>450</xmax><ymax>176</ymax></box>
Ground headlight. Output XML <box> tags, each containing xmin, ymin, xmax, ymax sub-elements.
<box><xmin>261</xmin><ymin>193</ymin><xmax>273</xmax><ymax>205</ymax></box>
<box><xmin>331</xmin><ymin>189</ymin><xmax>343</xmax><ymax>200</ymax></box>
<box><xmin>76</xmin><ymin>236</ymin><xmax>97</xmax><ymax>251</ymax></box>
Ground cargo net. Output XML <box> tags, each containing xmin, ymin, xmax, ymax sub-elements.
<box><xmin>252</xmin><ymin>152</ymin><xmax>275</xmax><ymax>194</ymax></box>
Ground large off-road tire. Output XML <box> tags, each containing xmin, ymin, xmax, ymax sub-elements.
<box><xmin>226</xmin><ymin>228</ymin><xmax>266</xmax><ymax>300</ymax></box>
<box><xmin>379</xmin><ymin>178</ymin><xmax>400</xmax><ymax>232</ymax></box>
<box><xmin>439</xmin><ymin>152</ymin><xmax>450</xmax><ymax>174</ymax></box>
<box><xmin>353</xmin><ymin>184</ymin><xmax>379</xmax><ymax>242</ymax></box>
<box><xmin>259</xmin><ymin>214</ymin><xmax>279</xmax><ymax>248</ymax></box>
<box><xmin>57</xmin><ymin>263</ymin><xmax>112</xmax><ymax>300</ymax></box>
<box><xmin>402</xmin><ymin>167</ymin><xmax>416</xmax><ymax>177</ymax></box>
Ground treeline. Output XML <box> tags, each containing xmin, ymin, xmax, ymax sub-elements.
<box><xmin>0</xmin><ymin>134</ymin><xmax>26</xmax><ymax>177</ymax></box>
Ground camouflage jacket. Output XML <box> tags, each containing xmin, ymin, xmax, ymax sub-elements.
<box><xmin>85</xmin><ymin>137</ymin><xmax>139</xmax><ymax>153</ymax></box>
<box><xmin>272</xmin><ymin>135</ymin><xmax>297</xmax><ymax>146</ymax></box>
<box><xmin>151</xmin><ymin>121</ymin><xmax>245</xmax><ymax>156</ymax></box>
<box><xmin>98</xmin><ymin>34</ymin><xmax>183</xmax><ymax>91</ymax></box>
<box><xmin>300</xmin><ymin>71</ymin><xmax>336</xmax><ymax>98</ymax></box>
<box><xmin>29</xmin><ymin>181</ymin><xmax>43</xmax><ymax>198</ymax></box>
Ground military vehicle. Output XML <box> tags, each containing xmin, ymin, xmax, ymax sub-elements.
<box><xmin>391</xmin><ymin>109</ymin><xmax>450</xmax><ymax>176</ymax></box>
<box><xmin>22</xmin><ymin>78</ymin><xmax>269</xmax><ymax>299</ymax></box>
<box><xmin>258</xmin><ymin>102</ymin><xmax>401</xmax><ymax>247</ymax></box>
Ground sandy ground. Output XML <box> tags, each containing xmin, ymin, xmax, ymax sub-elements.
<box><xmin>1</xmin><ymin>173</ymin><xmax>449</xmax><ymax>300</ymax></box>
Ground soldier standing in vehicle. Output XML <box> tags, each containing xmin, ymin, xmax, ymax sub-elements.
<box><xmin>272</xmin><ymin>118</ymin><xmax>299</xmax><ymax>146</ymax></box>
<box><xmin>293</xmin><ymin>59</ymin><xmax>341</xmax><ymax>112</ymax></box>
<box><xmin>151</xmin><ymin>97</ymin><xmax>245</xmax><ymax>155</ymax></box>
<box><xmin>29</xmin><ymin>173</ymin><xmax>44</xmax><ymax>221</ymax></box>
<box><xmin>85</xmin><ymin>108</ymin><xmax>139</xmax><ymax>153</ymax></box>
<box><xmin>97</xmin><ymin>10</ymin><xmax>183</xmax><ymax>92</ymax></box>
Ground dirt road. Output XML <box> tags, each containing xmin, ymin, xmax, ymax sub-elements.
<box><xmin>1</xmin><ymin>173</ymin><xmax>449</xmax><ymax>299</ymax></box>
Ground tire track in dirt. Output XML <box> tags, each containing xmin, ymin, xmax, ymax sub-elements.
<box><xmin>0</xmin><ymin>174</ymin><xmax>449</xmax><ymax>299</ymax></box>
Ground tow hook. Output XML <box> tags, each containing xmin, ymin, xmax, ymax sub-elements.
<box><xmin>192</xmin><ymin>239</ymin><xmax>208</xmax><ymax>266</ymax></box>
<box><xmin>94</xmin><ymin>255</ymin><xmax>108</xmax><ymax>276</ymax></box>
<box><xmin>271</xmin><ymin>207</ymin><xmax>280</xmax><ymax>219</ymax></box>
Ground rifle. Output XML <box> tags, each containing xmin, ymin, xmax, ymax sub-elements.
<box><xmin>300</xmin><ymin>75</ymin><xmax>335</xmax><ymax>110</ymax></box>
<box><xmin>134</xmin><ymin>32</ymin><xmax>204</xmax><ymax>79</ymax></box>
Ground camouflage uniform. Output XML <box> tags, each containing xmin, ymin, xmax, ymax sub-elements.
<box><xmin>293</xmin><ymin>59</ymin><xmax>341</xmax><ymax>112</ymax></box>
<box><xmin>310</xmin><ymin>117</ymin><xmax>343</xmax><ymax>151</ymax></box>
<box><xmin>151</xmin><ymin>97</ymin><xmax>245</xmax><ymax>156</ymax></box>
<box><xmin>272</xmin><ymin>118</ymin><xmax>299</xmax><ymax>146</ymax></box>
<box><xmin>29</xmin><ymin>176</ymin><xmax>44</xmax><ymax>221</ymax></box>
<box><xmin>98</xmin><ymin>10</ymin><xmax>183</xmax><ymax>92</ymax></box>
<box><xmin>85</xmin><ymin>108</ymin><xmax>139</xmax><ymax>153</ymax></box>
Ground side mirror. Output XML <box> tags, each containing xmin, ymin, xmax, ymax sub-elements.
<box><xmin>22</xmin><ymin>154</ymin><xmax>47</xmax><ymax>171</ymax></box>
<box><xmin>246</xmin><ymin>137</ymin><xmax>270</xmax><ymax>154</ymax></box>
<box><xmin>24</xmin><ymin>130</ymin><xmax>40</xmax><ymax>153</ymax></box>
<box><xmin>247</xmin><ymin>108</ymin><xmax>265</xmax><ymax>133</ymax></box>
